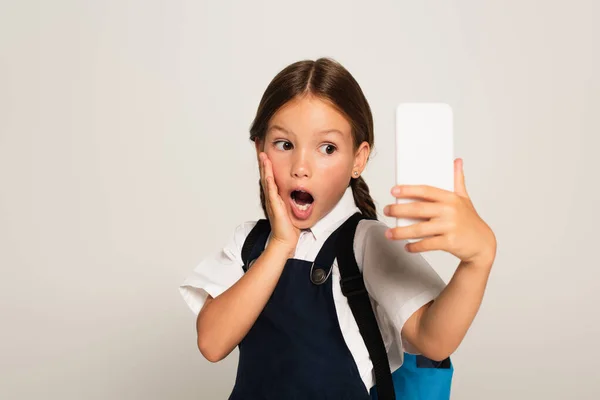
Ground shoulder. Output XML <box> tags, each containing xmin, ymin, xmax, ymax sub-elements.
<box><xmin>354</xmin><ymin>217</ymin><xmax>417</xmax><ymax>251</ymax></box>
<box><xmin>179</xmin><ymin>221</ymin><xmax>262</xmax><ymax>315</ymax></box>
<box><xmin>353</xmin><ymin>218</ymin><xmax>392</xmax><ymax>253</ymax></box>
<box><xmin>351</xmin><ymin>219</ymin><xmax>390</xmax><ymax>273</ymax></box>
<box><xmin>233</xmin><ymin>220</ymin><xmax>260</xmax><ymax>242</ymax></box>
<box><xmin>227</xmin><ymin>220</ymin><xmax>261</xmax><ymax>251</ymax></box>
<box><xmin>355</xmin><ymin>218</ymin><xmax>388</xmax><ymax>239</ymax></box>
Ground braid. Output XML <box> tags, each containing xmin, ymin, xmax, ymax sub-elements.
<box><xmin>350</xmin><ymin>176</ymin><xmax>378</xmax><ymax>220</ymax></box>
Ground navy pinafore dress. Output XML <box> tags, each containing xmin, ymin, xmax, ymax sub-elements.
<box><xmin>228</xmin><ymin>221</ymin><xmax>371</xmax><ymax>399</ymax></box>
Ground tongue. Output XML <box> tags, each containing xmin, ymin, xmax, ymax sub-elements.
<box><xmin>294</xmin><ymin>191</ymin><xmax>313</xmax><ymax>205</ymax></box>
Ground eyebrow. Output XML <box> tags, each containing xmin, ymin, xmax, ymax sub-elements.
<box><xmin>267</xmin><ymin>125</ymin><xmax>344</xmax><ymax>137</ymax></box>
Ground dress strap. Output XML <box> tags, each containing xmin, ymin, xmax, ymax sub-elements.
<box><xmin>241</xmin><ymin>219</ymin><xmax>271</xmax><ymax>272</ymax></box>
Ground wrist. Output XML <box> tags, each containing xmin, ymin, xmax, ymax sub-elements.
<box><xmin>463</xmin><ymin>237</ymin><xmax>497</xmax><ymax>270</ymax></box>
<box><xmin>267</xmin><ymin>240</ymin><xmax>295</xmax><ymax>259</ymax></box>
<box><xmin>461</xmin><ymin>250</ymin><xmax>495</xmax><ymax>271</ymax></box>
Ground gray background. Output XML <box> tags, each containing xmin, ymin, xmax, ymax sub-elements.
<box><xmin>1</xmin><ymin>0</ymin><xmax>598</xmax><ymax>399</ymax></box>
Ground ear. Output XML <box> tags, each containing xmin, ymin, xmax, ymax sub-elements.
<box><xmin>352</xmin><ymin>141</ymin><xmax>370</xmax><ymax>175</ymax></box>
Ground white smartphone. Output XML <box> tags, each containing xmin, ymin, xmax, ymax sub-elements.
<box><xmin>395</xmin><ymin>103</ymin><xmax>454</xmax><ymax>242</ymax></box>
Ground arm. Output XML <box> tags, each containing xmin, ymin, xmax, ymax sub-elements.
<box><xmin>401</xmin><ymin>253</ymin><xmax>495</xmax><ymax>361</ymax></box>
<box><xmin>196</xmin><ymin>241</ymin><xmax>292</xmax><ymax>362</ymax></box>
<box><xmin>384</xmin><ymin>165</ymin><xmax>497</xmax><ymax>361</ymax></box>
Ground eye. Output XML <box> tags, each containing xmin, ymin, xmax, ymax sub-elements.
<box><xmin>274</xmin><ymin>140</ymin><xmax>293</xmax><ymax>151</ymax></box>
<box><xmin>319</xmin><ymin>143</ymin><xmax>337</xmax><ymax>155</ymax></box>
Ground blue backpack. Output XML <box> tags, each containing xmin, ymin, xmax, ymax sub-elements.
<box><xmin>241</xmin><ymin>212</ymin><xmax>454</xmax><ymax>399</ymax></box>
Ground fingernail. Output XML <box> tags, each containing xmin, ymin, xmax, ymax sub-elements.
<box><xmin>392</xmin><ymin>186</ymin><xmax>401</xmax><ymax>195</ymax></box>
<box><xmin>385</xmin><ymin>229</ymin><xmax>392</xmax><ymax>239</ymax></box>
<box><xmin>383</xmin><ymin>205</ymin><xmax>389</xmax><ymax>214</ymax></box>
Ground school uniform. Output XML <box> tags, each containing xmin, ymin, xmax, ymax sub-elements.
<box><xmin>179</xmin><ymin>186</ymin><xmax>446</xmax><ymax>398</ymax></box>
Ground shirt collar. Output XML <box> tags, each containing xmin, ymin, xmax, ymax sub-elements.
<box><xmin>306</xmin><ymin>186</ymin><xmax>360</xmax><ymax>242</ymax></box>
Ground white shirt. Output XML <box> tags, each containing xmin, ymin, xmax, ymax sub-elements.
<box><xmin>179</xmin><ymin>186</ymin><xmax>446</xmax><ymax>391</ymax></box>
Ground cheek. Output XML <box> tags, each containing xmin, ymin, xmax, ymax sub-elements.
<box><xmin>316</xmin><ymin>158</ymin><xmax>351</xmax><ymax>181</ymax></box>
<box><xmin>268</xmin><ymin>158</ymin><xmax>286</xmax><ymax>188</ymax></box>
<box><xmin>327</xmin><ymin>167</ymin><xmax>349</xmax><ymax>188</ymax></box>
<box><xmin>315</xmin><ymin>162</ymin><xmax>351</xmax><ymax>201</ymax></box>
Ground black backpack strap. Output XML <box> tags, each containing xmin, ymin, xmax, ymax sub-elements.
<box><xmin>241</xmin><ymin>219</ymin><xmax>271</xmax><ymax>272</ymax></box>
<box><xmin>336</xmin><ymin>212</ymin><xmax>396</xmax><ymax>400</ymax></box>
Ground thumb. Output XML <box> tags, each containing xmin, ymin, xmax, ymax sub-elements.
<box><xmin>454</xmin><ymin>158</ymin><xmax>469</xmax><ymax>198</ymax></box>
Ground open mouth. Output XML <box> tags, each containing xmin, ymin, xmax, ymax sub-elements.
<box><xmin>291</xmin><ymin>190</ymin><xmax>314</xmax><ymax>209</ymax></box>
<box><xmin>290</xmin><ymin>189</ymin><xmax>315</xmax><ymax>219</ymax></box>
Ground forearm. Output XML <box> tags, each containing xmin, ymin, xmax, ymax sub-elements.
<box><xmin>196</xmin><ymin>242</ymin><xmax>292</xmax><ymax>362</ymax></box>
<box><xmin>418</xmin><ymin>255</ymin><xmax>494</xmax><ymax>360</ymax></box>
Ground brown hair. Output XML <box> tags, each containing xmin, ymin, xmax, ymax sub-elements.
<box><xmin>249</xmin><ymin>57</ymin><xmax>378</xmax><ymax>220</ymax></box>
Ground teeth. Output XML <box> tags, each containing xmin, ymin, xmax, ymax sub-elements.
<box><xmin>292</xmin><ymin>198</ymin><xmax>311</xmax><ymax>211</ymax></box>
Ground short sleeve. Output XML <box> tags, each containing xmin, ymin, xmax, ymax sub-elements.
<box><xmin>355</xmin><ymin>219</ymin><xmax>447</xmax><ymax>359</ymax></box>
<box><xmin>178</xmin><ymin>221</ymin><xmax>257</xmax><ymax>316</ymax></box>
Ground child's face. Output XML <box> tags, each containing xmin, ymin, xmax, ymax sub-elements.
<box><xmin>256</xmin><ymin>95</ymin><xmax>369</xmax><ymax>230</ymax></box>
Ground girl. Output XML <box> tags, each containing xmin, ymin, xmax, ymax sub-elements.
<box><xmin>179</xmin><ymin>57</ymin><xmax>497</xmax><ymax>399</ymax></box>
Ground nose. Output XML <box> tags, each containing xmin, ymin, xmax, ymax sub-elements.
<box><xmin>291</xmin><ymin>150</ymin><xmax>311</xmax><ymax>179</ymax></box>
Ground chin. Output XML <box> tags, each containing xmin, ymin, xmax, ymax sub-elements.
<box><xmin>291</xmin><ymin>219</ymin><xmax>312</xmax><ymax>230</ymax></box>
<box><xmin>289</xmin><ymin>212</ymin><xmax>313</xmax><ymax>229</ymax></box>
<box><xmin>291</xmin><ymin>209</ymin><xmax>323</xmax><ymax>231</ymax></box>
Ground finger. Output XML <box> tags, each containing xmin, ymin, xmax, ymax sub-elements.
<box><xmin>263</xmin><ymin>155</ymin><xmax>272</xmax><ymax>192</ymax></box>
<box><xmin>265</xmin><ymin>176</ymin><xmax>274</xmax><ymax>210</ymax></box>
<box><xmin>264</xmin><ymin>156</ymin><xmax>279</xmax><ymax>208</ymax></box>
<box><xmin>392</xmin><ymin>184</ymin><xmax>455</xmax><ymax>203</ymax></box>
<box><xmin>258</xmin><ymin>152</ymin><xmax>263</xmax><ymax>183</ymax></box>
<box><xmin>259</xmin><ymin>154</ymin><xmax>272</xmax><ymax>214</ymax></box>
<box><xmin>259</xmin><ymin>153</ymin><xmax>268</xmax><ymax>196</ymax></box>
<box><xmin>404</xmin><ymin>235</ymin><xmax>447</xmax><ymax>253</ymax></box>
<box><xmin>386</xmin><ymin>219</ymin><xmax>448</xmax><ymax>241</ymax></box>
<box><xmin>454</xmin><ymin>158</ymin><xmax>469</xmax><ymax>199</ymax></box>
<box><xmin>383</xmin><ymin>202</ymin><xmax>443</xmax><ymax>219</ymax></box>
